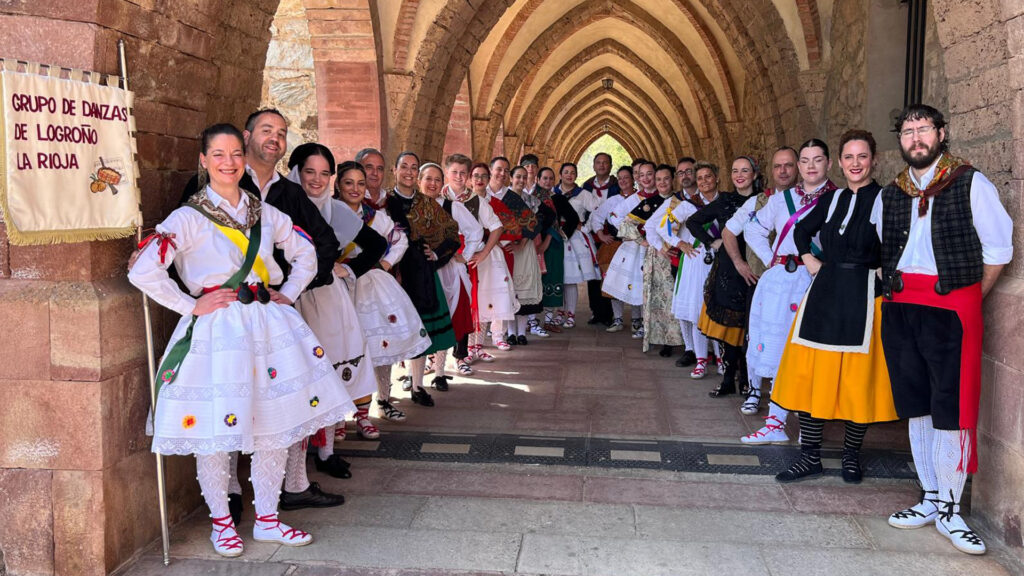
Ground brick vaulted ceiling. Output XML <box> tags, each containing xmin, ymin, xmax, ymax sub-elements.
<box><xmin>378</xmin><ymin>0</ymin><xmax>825</xmax><ymax>165</ymax></box>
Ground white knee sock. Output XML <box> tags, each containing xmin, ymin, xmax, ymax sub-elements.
<box><xmin>251</xmin><ymin>448</ymin><xmax>289</xmax><ymax>517</ymax></box>
<box><xmin>767</xmin><ymin>395</ymin><xmax>788</xmax><ymax>424</ymax></box>
<box><xmin>374</xmin><ymin>365</ymin><xmax>392</xmax><ymax>401</ymax></box>
<box><xmin>611</xmin><ymin>299</ymin><xmax>624</xmax><ymax>320</ymax></box>
<box><xmin>690</xmin><ymin>323</ymin><xmax>709</xmax><ymax>359</ymax></box>
<box><xmin>491</xmin><ymin>320</ymin><xmax>505</xmax><ymax>344</ymax></box>
<box><xmin>196</xmin><ymin>452</ymin><xmax>231</xmax><ymax>518</ymax></box>
<box><xmin>517</xmin><ymin>316</ymin><xmax>529</xmax><ymax>335</ymax></box>
<box><xmin>283</xmin><ymin>441</ymin><xmax>309</xmax><ymax>494</ymax></box>
<box><xmin>434</xmin><ymin>349</ymin><xmax>448</xmax><ymax>377</ymax></box>
<box><xmin>933</xmin><ymin>427</ymin><xmax>968</xmax><ymax>510</ymax></box>
<box><xmin>318</xmin><ymin>426</ymin><xmax>335</xmax><ymax>461</ymax></box>
<box><xmin>679</xmin><ymin>320</ymin><xmax>694</xmax><ymax>352</ymax></box>
<box><xmin>227</xmin><ymin>451</ymin><xmax>242</xmax><ymax>495</ymax></box>
<box><xmin>714</xmin><ymin>340</ymin><xmax>723</xmax><ymax>359</ymax></box>
<box><xmin>909</xmin><ymin>415</ymin><xmax>938</xmax><ymax>493</ymax></box>
<box><xmin>564</xmin><ymin>284</ymin><xmax>578</xmax><ymax>314</ymax></box>
<box><xmin>409</xmin><ymin>356</ymin><xmax>426</xmax><ymax>390</ymax></box>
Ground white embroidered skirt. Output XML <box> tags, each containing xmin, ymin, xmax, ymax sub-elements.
<box><xmin>351</xmin><ymin>269</ymin><xmax>432</xmax><ymax>366</ymax></box>
<box><xmin>746</xmin><ymin>265</ymin><xmax>813</xmax><ymax>378</ymax></box>
<box><xmin>512</xmin><ymin>241</ymin><xmax>544</xmax><ymax>306</ymax></box>
<box><xmin>602</xmin><ymin>240</ymin><xmax>644</xmax><ymax>305</ymax></box>
<box><xmin>476</xmin><ymin>250</ymin><xmax>520</xmax><ymax>322</ymax></box>
<box><xmin>672</xmin><ymin>248</ymin><xmax>713</xmax><ymax>322</ymax></box>
<box><xmin>562</xmin><ymin>230</ymin><xmax>601</xmax><ymax>284</ymax></box>
<box><xmin>296</xmin><ymin>279</ymin><xmax>378</xmax><ymax>399</ymax></box>
<box><xmin>150</xmin><ymin>300</ymin><xmax>356</xmax><ymax>456</ymax></box>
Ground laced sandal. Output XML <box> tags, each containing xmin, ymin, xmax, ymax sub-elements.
<box><xmin>334</xmin><ymin>422</ymin><xmax>347</xmax><ymax>442</ymax></box>
<box><xmin>934</xmin><ymin>493</ymin><xmax>986</xmax><ymax>554</ymax></box>
<box><xmin>376</xmin><ymin>399</ymin><xmax>406</xmax><ymax>422</ymax></box>
<box><xmin>716</xmin><ymin>357</ymin><xmax>726</xmax><ymax>375</ymax></box>
<box><xmin>210</xmin><ymin>515</ymin><xmax>244</xmax><ymax>557</ymax></box>
<box><xmin>495</xmin><ymin>340</ymin><xmax>512</xmax><ymax>351</ymax></box>
<box><xmin>740</xmin><ymin>389</ymin><xmax>761</xmax><ymax>415</ymax></box>
<box><xmin>775</xmin><ymin>449</ymin><xmax>823</xmax><ymax>483</ymax></box>
<box><xmin>253</xmin><ymin>513</ymin><xmax>312</xmax><ymax>547</ymax></box>
<box><xmin>471</xmin><ymin>345</ymin><xmax>495</xmax><ymax>363</ymax></box>
<box><xmin>841</xmin><ymin>448</ymin><xmax>863</xmax><ymax>484</ymax></box>
<box><xmin>457</xmin><ymin>359</ymin><xmax>474</xmax><ymax>375</ymax></box>
<box><xmin>606</xmin><ymin>319</ymin><xmax>624</xmax><ymax>332</ymax></box>
<box><xmin>354</xmin><ymin>410</ymin><xmax>380</xmax><ymax>439</ymax></box>
<box><xmin>888</xmin><ymin>490</ymin><xmax>939</xmax><ymax>529</ymax></box>
<box><xmin>690</xmin><ymin>358</ymin><xmax>708</xmax><ymax>379</ymax></box>
<box><xmin>740</xmin><ymin>415</ymin><xmax>789</xmax><ymax>444</ymax></box>
<box><xmin>529</xmin><ymin>319</ymin><xmax>551</xmax><ymax>337</ymax></box>
<box><xmin>563</xmin><ymin>312</ymin><xmax>576</xmax><ymax>328</ymax></box>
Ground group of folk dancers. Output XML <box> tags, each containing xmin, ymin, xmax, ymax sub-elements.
<box><xmin>130</xmin><ymin>103</ymin><xmax>1011</xmax><ymax>559</ymax></box>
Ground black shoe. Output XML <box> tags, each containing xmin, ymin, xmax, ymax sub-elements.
<box><xmin>431</xmin><ymin>375</ymin><xmax>451</xmax><ymax>392</ymax></box>
<box><xmin>228</xmin><ymin>493</ymin><xmax>242</xmax><ymax>526</ymax></box>
<box><xmin>775</xmin><ymin>452</ymin><xmax>823</xmax><ymax>483</ymax></box>
<box><xmin>659</xmin><ymin>345</ymin><xmax>674</xmax><ymax>357</ymax></box>
<box><xmin>841</xmin><ymin>449</ymin><xmax>863</xmax><ymax>484</ymax></box>
<box><xmin>517</xmin><ymin>335</ymin><xmax>528</xmax><ymax>346</ymax></box>
<box><xmin>674</xmin><ymin>350</ymin><xmax>697</xmax><ymax>367</ymax></box>
<box><xmin>506</xmin><ymin>336</ymin><xmax>517</xmax><ymax>347</ymax></box>
<box><xmin>411</xmin><ymin>387</ymin><xmax>435</xmax><ymax>406</ymax></box>
<box><xmin>279</xmin><ymin>481</ymin><xmax>345</xmax><ymax>510</ymax></box>
<box><xmin>708</xmin><ymin>380</ymin><xmax>736</xmax><ymax>398</ymax></box>
<box><xmin>587</xmin><ymin>316</ymin><xmax>603</xmax><ymax>325</ymax></box>
<box><xmin>314</xmin><ymin>454</ymin><xmax>352</xmax><ymax>479</ymax></box>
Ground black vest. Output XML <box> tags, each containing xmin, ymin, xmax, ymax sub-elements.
<box><xmin>881</xmin><ymin>167</ymin><xmax>982</xmax><ymax>296</ymax></box>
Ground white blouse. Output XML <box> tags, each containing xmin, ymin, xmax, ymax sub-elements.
<box><xmin>129</xmin><ymin>187</ymin><xmax>316</xmax><ymax>317</ymax></box>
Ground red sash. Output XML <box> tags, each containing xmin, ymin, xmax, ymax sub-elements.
<box><xmin>890</xmin><ymin>273</ymin><xmax>982</xmax><ymax>473</ymax></box>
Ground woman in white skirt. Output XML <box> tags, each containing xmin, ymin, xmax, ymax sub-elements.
<box><xmin>657</xmin><ymin>163</ymin><xmax>720</xmax><ymax>378</ymax></box>
<box><xmin>504</xmin><ymin>165</ymin><xmax>544</xmax><ymax>343</ymax></box>
<box><xmin>130</xmin><ymin>124</ymin><xmax>355</xmax><ymax>557</ymax></box>
<box><xmin>335</xmin><ymin>160</ymin><xmax>431</xmax><ymax>418</ymax></box>
<box><xmin>553</xmin><ymin>162</ymin><xmax>601</xmax><ymax>328</ymax></box>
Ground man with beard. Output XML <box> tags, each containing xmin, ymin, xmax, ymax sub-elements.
<box><xmin>879</xmin><ymin>105</ymin><xmax>1011</xmax><ymax>556</ymax></box>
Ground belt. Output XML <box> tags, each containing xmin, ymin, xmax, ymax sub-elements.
<box><xmin>202</xmin><ymin>282</ymin><xmax>270</xmax><ymax>304</ymax></box>
<box><xmin>771</xmin><ymin>254</ymin><xmax>803</xmax><ymax>272</ymax></box>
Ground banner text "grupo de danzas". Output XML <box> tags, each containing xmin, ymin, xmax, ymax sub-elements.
<box><xmin>10</xmin><ymin>93</ymin><xmax>129</xmax><ymax>170</ymax></box>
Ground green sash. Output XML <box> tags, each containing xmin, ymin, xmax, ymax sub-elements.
<box><xmin>152</xmin><ymin>210</ymin><xmax>262</xmax><ymax>403</ymax></box>
<box><xmin>783</xmin><ymin>189</ymin><xmax>821</xmax><ymax>257</ymax></box>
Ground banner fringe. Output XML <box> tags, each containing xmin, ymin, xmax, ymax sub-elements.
<box><xmin>3</xmin><ymin>223</ymin><xmax>137</xmax><ymax>246</ymax></box>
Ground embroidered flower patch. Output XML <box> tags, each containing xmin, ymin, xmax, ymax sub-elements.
<box><xmin>790</xmin><ymin>303</ymin><xmax>799</xmax><ymax>312</ymax></box>
<box><xmin>342</xmin><ymin>367</ymin><xmax>352</xmax><ymax>381</ymax></box>
<box><xmin>160</xmin><ymin>369</ymin><xmax>175</xmax><ymax>382</ymax></box>
<box><xmin>313</xmin><ymin>346</ymin><xmax>325</xmax><ymax>358</ymax></box>
<box><xmin>309</xmin><ymin>396</ymin><xmax>320</xmax><ymax>407</ymax></box>
<box><xmin>268</xmin><ymin>367</ymin><xmax>278</xmax><ymax>379</ymax></box>
<box><xmin>224</xmin><ymin>414</ymin><xmax>238</xmax><ymax>427</ymax></box>
<box><xmin>756</xmin><ymin>343</ymin><xmax>764</xmax><ymax>352</ymax></box>
<box><xmin>182</xmin><ymin>415</ymin><xmax>196</xmax><ymax>429</ymax></box>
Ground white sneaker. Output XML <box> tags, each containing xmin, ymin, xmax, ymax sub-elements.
<box><xmin>888</xmin><ymin>497</ymin><xmax>938</xmax><ymax>529</ymax></box>
<box><xmin>739</xmin><ymin>390</ymin><xmax>761</xmax><ymax>415</ymax></box>
<box><xmin>210</xmin><ymin>515</ymin><xmax>244</xmax><ymax>557</ymax></box>
<box><xmin>631</xmin><ymin>327</ymin><xmax>644</xmax><ymax>340</ymax></box>
<box><xmin>606</xmin><ymin>319</ymin><xmax>624</xmax><ymax>332</ymax></box>
<box><xmin>253</xmin><ymin>514</ymin><xmax>312</xmax><ymax>547</ymax></box>
<box><xmin>740</xmin><ymin>415</ymin><xmax>789</xmax><ymax>444</ymax></box>
<box><xmin>937</xmin><ymin>513</ymin><xmax>986</xmax><ymax>555</ymax></box>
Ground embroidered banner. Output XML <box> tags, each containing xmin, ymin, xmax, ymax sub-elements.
<box><xmin>0</xmin><ymin>59</ymin><xmax>139</xmax><ymax>245</ymax></box>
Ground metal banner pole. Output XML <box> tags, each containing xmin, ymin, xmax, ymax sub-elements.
<box><xmin>119</xmin><ymin>38</ymin><xmax>172</xmax><ymax>567</ymax></box>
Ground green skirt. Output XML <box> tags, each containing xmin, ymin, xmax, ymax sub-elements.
<box><xmin>418</xmin><ymin>273</ymin><xmax>456</xmax><ymax>356</ymax></box>
<box><xmin>542</xmin><ymin>228</ymin><xmax>565</xmax><ymax>308</ymax></box>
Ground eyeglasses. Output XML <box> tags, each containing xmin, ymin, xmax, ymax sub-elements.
<box><xmin>899</xmin><ymin>125</ymin><xmax>937</xmax><ymax>139</ymax></box>
<box><xmin>471</xmin><ymin>174</ymin><xmax>488</xmax><ymax>180</ymax></box>
<box><xmin>675</xmin><ymin>169</ymin><xmax>694</xmax><ymax>176</ymax></box>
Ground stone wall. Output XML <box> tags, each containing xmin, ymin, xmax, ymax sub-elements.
<box><xmin>0</xmin><ymin>2</ymin><xmax>280</xmax><ymax>575</ymax></box>
<box><xmin>262</xmin><ymin>0</ymin><xmax>319</xmax><ymax>166</ymax></box>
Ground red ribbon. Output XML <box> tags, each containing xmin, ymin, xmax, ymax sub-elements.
<box><xmin>138</xmin><ymin>231</ymin><xmax>177</xmax><ymax>265</ymax></box>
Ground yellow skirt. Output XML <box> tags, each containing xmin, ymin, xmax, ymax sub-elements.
<box><xmin>772</xmin><ymin>297</ymin><xmax>898</xmax><ymax>424</ymax></box>
<box><xmin>697</xmin><ymin>304</ymin><xmax>745</xmax><ymax>347</ymax></box>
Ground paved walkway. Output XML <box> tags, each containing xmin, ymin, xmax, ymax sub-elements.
<box><xmin>117</xmin><ymin>311</ymin><xmax>1023</xmax><ymax>576</ymax></box>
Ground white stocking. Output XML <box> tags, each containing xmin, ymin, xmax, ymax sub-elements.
<box><xmin>251</xmin><ymin>448</ymin><xmax>288</xmax><ymax>517</ymax></box>
<box><xmin>317</xmin><ymin>426</ymin><xmax>335</xmax><ymax>461</ymax></box>
<box><xmin>517</xmin><ymin>316</ymin><xmax>529</xmax><ymax>336</ymax></box>
<box><xmin>227</xmin><ymin>451</ymin><xmax>242</xmax><ymax>495</ymax></box>
<box><xmin>563</xmin><ymin>284</ymin><xmax>578</xmax><ymax>314</ymax></box>
<box><xmin>679</xmin><ymin>320</ymin><xmax>694</xmax><ymax>353</ymax></box>
<box><xmin>374</xmin><ymin>365</ymin><xmax>392</xmax><ymax>401</ymax></box>
<box><xmin>713</xmin><ymin>340</ymin><xmax>723</xmax><ymax>359</ymax></box>
<box><xmin>434</xmin><ymin>349</ymin><xmax>448</xmax><ymax>378</ymax></box>
<box><xmin>491</xmin><ymin>320</ymin><xmax>505</xmax><ymax>345</ymax></box>
<box><xmin>283</xmin><ymin>441</ymin><xmax>309</xmax><ymax>494</ymax></box>
<box><xmin>909</xmin><ymin>415</ymin><xmax>938</xmax><ymax>493</ymax></box>
<box><xmin>611</xmin><ymin>299</ymin><xmax>624</xmax><ymax>320</ymax></box>
<box><xmin>933</xmin><ymin>428</ymin><xmax>969</xmax><ymax>510</ymax></box>
<box><xmin>690</xmin><ymin>323</ymin><xmax>709</xmax><ymax>359</ymax></box>
<box><xmin>196</xmin><ymin>452</ymin><xmax>231</xmax><ymax>518</ymax></box>
<box><xmin>767</xmin><ymin>396</ymin><xmax>788</xmax><ymax>424</ymax></box>
<box><xmin>408</xmin><ymin>356</ymin><xmax>426</xmax><ymax>390</ymax></box>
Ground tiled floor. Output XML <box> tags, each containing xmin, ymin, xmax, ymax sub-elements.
<box><xmin>115</xmin><ymin>310</ymin><xmax>1021</xmax><ymax>576</ymax></box>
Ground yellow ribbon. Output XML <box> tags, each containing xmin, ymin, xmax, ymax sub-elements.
<box><xmin>339</xmin><ymin>241</ymin><xmax>358</xmax><ymax>262</ymax></box>
<box><xmin>213</xmin><ymin>223</ymin><xmax>270</xmax><ymax>285</ymax></box>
